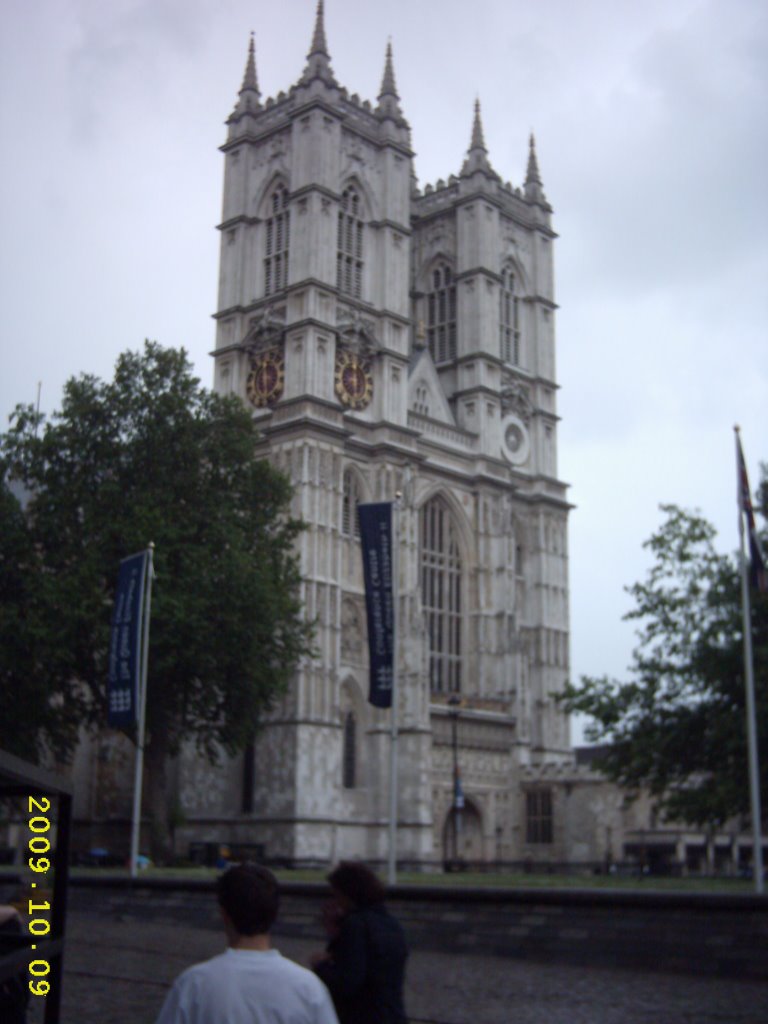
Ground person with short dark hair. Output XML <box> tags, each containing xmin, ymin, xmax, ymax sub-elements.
<box><xmin>311</xmin><ymin>861</ymin><xmax>408</xmax><ymax>1024</ymax></box>
<box><xmin>155</xmin><ymin>863</ymin><xmax>338</xmax><ymax>1024</ymax></box>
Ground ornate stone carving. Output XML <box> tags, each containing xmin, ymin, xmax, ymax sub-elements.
<box><xmin>500</xmin><ymin>373</ymin><xmax>533</xmax><ymax>423</ymax></box>
<box><xmin>346</xmin><ymin>138</ymin><xmax>365</xmax><ymax>165</ymax></box>
<box><xmin>425</xmin><ymin>220</ymin><xmax>456</xmax><ymax>253</ymax></box>
<box><xmin>244</xmin><ymin>304</ymin><xmax>286</xmax><ymax>354</ymax></box>
<box><xmin>336</xmin><ymin>307</ymin><xmax>379</xmax><ymax>359</ymax></box>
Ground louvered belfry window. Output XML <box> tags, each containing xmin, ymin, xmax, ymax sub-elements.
<box><xmin>500</xmin><ymin>266</ymin><xmax>520</xmax><ymax>364</ymax></box>
<box><xmin>420</xmin><ymin>497</ymin><xmax>462</xmax><ymax>693</ymax></box>
<box><xmin>341</xmin><ymin>469</ymin><xmax>362</xmax><ymax>538</ymax></box>
<box><xmin>427</xmin><ymin>264</ymin><xmax>457</xmax><ymax>363</ymax></box>
<box><xmin>337</xmin><ymin>186</ymin><xmax>364</xmax><ymax>298</ymax></box>
<box><xmin>265</xmin><ymin>186</ymin><xmax>290</xmax><ymax>295</ymax></box>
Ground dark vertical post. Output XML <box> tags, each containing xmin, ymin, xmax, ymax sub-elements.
<box><xmin>448</xmin><ymin>694</ymin><xmax>461</xmax><ymax>864</ymax></box>
<box><xmin>242</xmin><ymin>739</ymin><xmax>255</xmax><ymax>814</ymax></box>
<box><xmin>47</xmin><ymin>790</ymin><xmax>71</xmax><ymax>1024</ymax></box>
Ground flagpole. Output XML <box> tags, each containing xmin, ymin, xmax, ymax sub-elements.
<box><xmin>130</xmin><ymin>543</ymin><xmax>154</xmax><ymax>879</ymax></box>
<box><xmin>387</xmin><ymin>495</ymin><xmax>401</xmax><ymax>887</ymax></box>
<box><xmin>735</xmin><ymin>429</ymin><xmax>764</xmax><ymax>894</ymax></box>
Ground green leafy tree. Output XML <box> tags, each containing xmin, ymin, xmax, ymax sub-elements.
<box><xmin>561</xmin><ymin>489</ymin><xmax>767</xmax><ymax>829</ymax></box>
<box><xmin>0</xmin><ymin>481</ymin><xmax>86</xmax><ymax>762</ymax></box>
<box><xmin>1</xmin><ymin>342</ymin><xmax>314</xmax><ymax>858</ymax></box>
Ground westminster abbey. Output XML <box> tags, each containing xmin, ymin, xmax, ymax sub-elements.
<box><xmin>192</xmin><ymin>2</ymin><xmax>572</xmax><ymax>867</ymax></box>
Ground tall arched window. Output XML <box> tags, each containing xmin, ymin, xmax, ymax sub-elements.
<box><xmin>341</xmin><ymin>468</ymin><xmax>362</xmax><ymax>538</ymax></box>
<box><xmin>264</xmin><ymin>186</ymin><xmax>290</xmax><ymax>295</ymax></box>
<box><xmin>500</xmin><ymin>266</ymin><xmax>520</xmax><ymax>365</ymax></box>
<box><xmin>420</xmin><ymin>497</ymin><xmax>463</xmax><ymax>692</ymax></box>
<box><xmin>343</xmin><ymin>712</ymin><xmax>356</xmax><ymax>789</ymax></box>
<box><xmin>337</xmin><ymin>186</ymin><xmax>364</xmax><ymax>298</ymax></box>
<box><xmin>427</xmin><ymin>264</ymin><xmax>457</xmax><ymax>363</ymax></box>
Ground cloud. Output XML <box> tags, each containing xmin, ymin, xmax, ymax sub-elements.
<box><xmin>548</xmin><ymin>0</ymin><xmax>768</xmax><ymax>299</ymax></box>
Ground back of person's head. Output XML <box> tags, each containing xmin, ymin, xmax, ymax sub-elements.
<box><xmin>328</xmin><ymin>861</ymin><xmax>386</xmax><ymax>908</ymax></box>
<box><xmin>217</xmin><ymin>862</ymin><xmax>279</xmax><ymax>936</ymax></box>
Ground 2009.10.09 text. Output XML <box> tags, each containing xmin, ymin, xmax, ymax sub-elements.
<box><xmin>27</xmin><ymin>795</ymin><xmax>52</xmax><ymax>998</ymax></box>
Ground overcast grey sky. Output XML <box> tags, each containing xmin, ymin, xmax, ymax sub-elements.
<box><xmin>1</xmin><ymin>0</ymin><xmax>766</xmax><ymax>742</ymax></box>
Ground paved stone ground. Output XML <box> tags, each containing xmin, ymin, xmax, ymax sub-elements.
<box><xmin>25</xmin><ymin>908</ymin><xmax>768</xmax><ymax>1024</ymax></box>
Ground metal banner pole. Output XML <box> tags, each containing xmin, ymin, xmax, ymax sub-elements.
<box><xmin>387</xmin><ymin>496</ymin><xmax>401</xmax><ymax>886</ymax></box>
<box><xmin>130</xmin><ymin>543</ymin><xmax>154</xmax><ymax>878</ymax></box>
<box><xmin>735</xmin><ymin>434</ymin><xmax>764</xmax><ymax>894</ymax></box>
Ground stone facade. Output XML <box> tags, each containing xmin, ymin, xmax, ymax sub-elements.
<box><xmin>188</xmin><ymin>5</ymin><xmax>571</xmax><ymax>868</ymax></box>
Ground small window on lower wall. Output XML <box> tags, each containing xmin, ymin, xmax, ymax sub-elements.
<box><xmin>343</xmin><ymin>712</ymin><xmax>356</xmax><ymax>789</ymax></box>
<box><xmin>526</xmin><ymin>788</ymin><xmax>553</xmax><ymax>844</ymax></box>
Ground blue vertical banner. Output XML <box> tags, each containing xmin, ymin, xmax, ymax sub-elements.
<box><xmin>107</xmin><ymin>550</ymin><xmax>149</xmax><ymax>728</ymax></box>
<box><xmin>358</xmin><ymin>502</ymin><xmax>395</xmax><ymax>708</ymax></box>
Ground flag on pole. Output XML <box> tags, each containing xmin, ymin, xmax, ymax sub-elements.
<box><xmin>736</xmin><ymin>434</ymin><xmax>767</xmax><ymax>593</ymax></box>
<box><xmin>357</xmin><ymin>502</ymin><xmax>395</xmax><ymax>708</ymax></box>
<box><xmin>107</xmin><ymin>550</ymin><xmax>150</xmax><ymax>727</ymax></box>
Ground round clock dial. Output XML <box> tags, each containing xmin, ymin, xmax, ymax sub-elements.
<box><xmin>500</xmin><ymin>413</ymin><xmax>530</xmax><ymax>466</ymax></box>
<box><xmin>246</xmin><ymin>350</ymin><xmax>285</xmax><ymax>408</ymax></box>
<box><xmin>335</xmin><ymin>351</ymin><xmax>373</xmax><ymax>410</ymax></box>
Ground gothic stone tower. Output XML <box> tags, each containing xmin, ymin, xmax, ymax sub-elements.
<box><xmin>206</xmin><ymin>3</ymin><xmax>571</xmax><ymax>867</ymax></box>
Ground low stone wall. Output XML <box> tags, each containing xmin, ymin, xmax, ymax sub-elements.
<box><xmin>67</xmin><ymin>877</ymin><xmax>768</xmax><ymax>981</ymax></box>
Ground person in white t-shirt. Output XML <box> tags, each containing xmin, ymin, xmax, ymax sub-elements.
<box><xmin>155</xmin><ymin>862</ymin><xmax>338</xmax><ymax>1024</ymax></box>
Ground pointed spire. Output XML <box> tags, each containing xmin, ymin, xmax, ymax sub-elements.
<box><xmin>309</xmin><ymin>0</ymin><xmax>329</xmax><ymax>58</ymax></box>
<box><xmin>470</xmin><ymin>98</ymin><xmax>487</xmax><ymax>153</ymax></box>
<box><xmin>525</xmin><ymin>133</ymin><xmax>541</xmax><ymax>185</ymax></box>
<box><xmin>524</xmin><ymin>132</ymin><xmax>546</xmax><ymax>203</ymax></box>
<box><xmin>460</xmin><ymin>99</ymin><xmax>496</xmax><ymax>179</ymax></box>
<box><xmin>376</xmin><ymin>39</ymin><xmax>403</xmax><ymax>119</ymax></box>
<box><xmin>240</xmin><ymin>32</ymin><xmax>259</xmax><ymax>96</ymax></box>
<box><xmin>229</xmin><ymin>32</ymin><xmax>261</xmax><ymax>122</ymax></box>
<box><xmin>301</xmin><ymin>0</ymin><xmax>337</xmax><ymax>85</ymax></box>
<box><xmin>379</xmin><ymin>40</ymin><xmax>398</xmax><ymax>98</ymax></box>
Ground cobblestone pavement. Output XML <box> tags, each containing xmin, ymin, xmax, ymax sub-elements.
<box><xmin>27</xmin><ymin>909</ymin><xmax>768</xmax><ymax>1024</ymax></box>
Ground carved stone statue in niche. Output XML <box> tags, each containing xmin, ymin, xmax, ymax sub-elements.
<box><xmin>243</xmin><ymin>303</ymin><xmax>286</xmax><ymax>354</ymax></box>
<box><xmin>336</xmin><ymin>307</ymin><xmax>379</xmax><ymax>360</ymax></box>
<box><xmin>500</xmin><ymin>373</ymin><xmax>533</xmax><ymax>423</ymax></box>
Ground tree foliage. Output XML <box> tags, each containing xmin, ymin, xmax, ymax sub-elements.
<box><xmin>561</xmin><ymin>486</ymin><xmax>768</xmax><ymax>829</ymax></box>
<box><xmin>1</xmin><ymin>342</ymin><xmax>314</xmax><ymax>854</ymax></box>
<box><xmin>0</xmin><ymin>481</ymin><xmax>86</xmax><ymax>762</ymax></box>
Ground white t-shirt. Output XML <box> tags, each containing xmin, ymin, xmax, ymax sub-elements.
<box><xmin>154</xmin><ymin>947</ymin><xmax>339</xmax><ymax>1024</ymax></box>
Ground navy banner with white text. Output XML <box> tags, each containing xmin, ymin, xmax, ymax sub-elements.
<box><xmin>358</xmin><ymin>502</ymin><xmax>395</xmax><ymax>708</ymax></box>
<box><xmin>107</xmin><ymin>550</ymin><xmax>149</xmax><ymax>728</ymax></box>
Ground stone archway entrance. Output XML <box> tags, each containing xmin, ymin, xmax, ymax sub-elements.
<box><xmin>442</xmin><ymin>799</ymin><xmax>484</xmax><ymax>864</ymax></box>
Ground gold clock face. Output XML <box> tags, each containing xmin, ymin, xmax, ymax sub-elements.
<box><xmin>335</xmin><ymin>350</ymin><xmax>373</xmax><ymax>410</ymax></box>
<box><xmin>246</xmin><ymin>350</ymin><xmax>285</xmax><ymax>408</ymax></box>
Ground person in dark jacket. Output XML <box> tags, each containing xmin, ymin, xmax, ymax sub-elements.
<box><xmin>0</xmin><ymin>905</ymin><xmax>29</xmax><ymax>1024</ymax></box>
<box><xmin>311</xmin><ymin>861</ymin><xmax>408</xmax><ymax>1024</ymax></box>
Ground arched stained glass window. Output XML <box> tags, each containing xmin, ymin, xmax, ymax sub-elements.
<box><xmin>337</xmin><ymin>186</ymin><xmax>364</xmax><ymax>298</ymax></box>
<box><xmin>264</xmin><ymin>186</ymin><xmax>290</xmax><ymax>295</ymax></box>
<box><xmin>427</xmin><ymin>264</ymin><xmax>457</xmax><ymax>363</ymax></box>
<box><xmin>420</xmin><ymin>497</ymin><xmax>463</xmax><ymax>693</ymax></box>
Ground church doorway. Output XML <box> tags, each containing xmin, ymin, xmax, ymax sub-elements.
<box><xmin>442</xmin><ymin>800</ymin><xmax>484</xmax><ymax>865</ymax></box>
